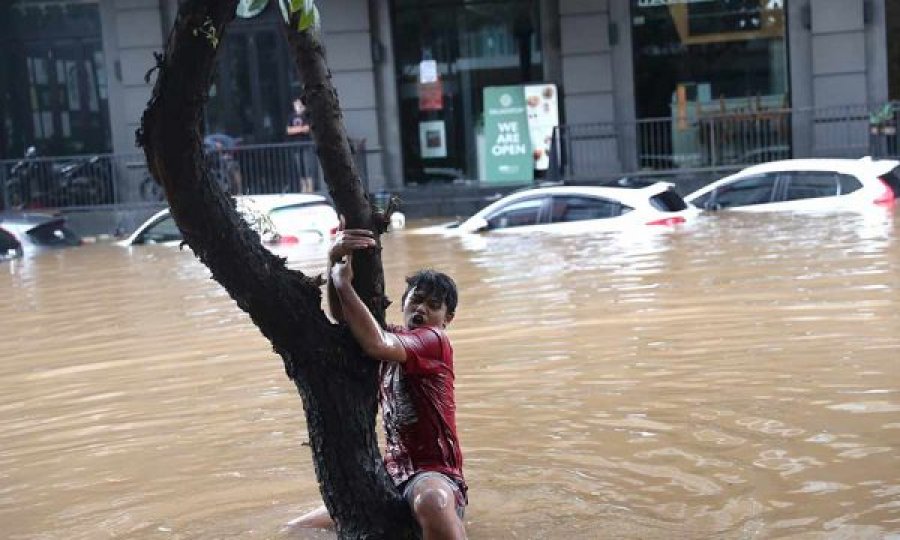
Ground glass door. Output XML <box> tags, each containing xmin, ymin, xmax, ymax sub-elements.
<box><xmin>205</xmin><ymin>7</ymin><xmax>293</xmax><ymax>143</ymax></box>
<box><xmin>391</xmin><ymin>0</ymin><xmax>544</xmax><ymax>184</ymax></box>
<box><xmin>5</xmin><ymin>1</ymin><xmax>110</xmax><ymax>157</ymax></box>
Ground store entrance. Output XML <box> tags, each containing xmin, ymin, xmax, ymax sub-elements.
<box><xmin>630</xmin><ymin>0</ymin><xmax>789</xmax><ymax>169</ymax></box>
<box><xmin>1</xmin><ymin>1</ymin><xmax>110</xmax><ymax>158</ymax></box>
<box><xmin>391</xmin><ymin>0</ymin><xmax>545</xmax><ymax>184</ymax></box>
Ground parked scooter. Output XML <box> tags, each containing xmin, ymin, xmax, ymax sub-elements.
<box><xmin>4</xmin><ymin>147</ymin><xmax>111</xmax><ymax>209</ymax></box>
<box><xmin>139</xmin><ymin>134</ymin><xmax>241</xmax><ymax>201</ymax></box>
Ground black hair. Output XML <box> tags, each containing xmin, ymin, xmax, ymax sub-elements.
<box><xmin>403</xmin><ymin>269</ymin><xmax>458</xmax><ymax>315</ymax></box>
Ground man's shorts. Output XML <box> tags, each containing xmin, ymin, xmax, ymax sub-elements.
<box><xmin>400</xmin><ymin>471</ymin><xmax>466</xmax><ymax>520</ymax></box>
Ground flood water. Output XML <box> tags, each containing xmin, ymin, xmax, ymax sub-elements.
<box><xmin>2</xmin><ymin>209</ymin><xmax>900</xmax><ymax>539</ymax></box>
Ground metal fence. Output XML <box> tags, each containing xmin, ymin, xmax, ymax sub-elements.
<box><xmin>0</xmin><ymin>139</ymin><xmax>369</xmax><ymax>211</ymax></box>
<box><xmin>550</xmin><ymin>103</ymin><xmax>900</xmax><ymax>183</ymax></box>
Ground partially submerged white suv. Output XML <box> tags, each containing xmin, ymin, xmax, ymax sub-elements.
<box><xmin>686</xmin><ymin>157</ymin><xmax>899</xmax><ymax>212</ymax></box>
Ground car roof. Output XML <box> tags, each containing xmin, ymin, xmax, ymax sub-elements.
<box><xmin>729</xmin><ymin>157</ymin><xmax>899</xmax><ymax>177</ymax></box>
<box><xmin>486</xmin><ymin>183</ymin><xmax>675</xmax><ymax>209</ymax></box>
<box><xmin>234</xmin><ymin>193</ymin><xmax>330</xmax><ymax>213</ymax></box>
<box><xmin>141</xmin><ymin>194</ymin><xmax>331</xmax><ymax>222</ymax></box>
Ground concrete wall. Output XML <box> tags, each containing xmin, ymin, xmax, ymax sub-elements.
<box><xmin>789</xmin><ymin>0</ymin><xmax>889</xmax><ymax>156</ymax></box>
<box><xmin>319</xmin><ymin>0</ymin><xmax>389</xmax><ymax>191</ymax></box>
<box><xmin>558</xmin><ymin>0</ymin><xmax>624</xmax><ymax>174</ymax></box>
<box><xmin>100</xmin><ymin>0</ymin><xmax>166</xmax><ymax>157</ymax></box>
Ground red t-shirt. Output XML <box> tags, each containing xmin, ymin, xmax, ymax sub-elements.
<box><xmin>381</xmin><ymin>325</ymin><xmax>466</xmax><ymax>496</ymax></box>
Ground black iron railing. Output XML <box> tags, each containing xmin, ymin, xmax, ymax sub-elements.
<box><xmin>0</xmin><ymin>139</ymin><xmax>369</xmax><ymax>211</ymax></box>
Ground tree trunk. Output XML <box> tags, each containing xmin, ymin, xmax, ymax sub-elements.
<box><xmin>138</xmin><ymin>1</ymin><xmax>415</xmax><ymax>537</ymax></box>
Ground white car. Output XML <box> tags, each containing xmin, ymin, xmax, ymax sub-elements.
<box><xmin>685</xmin><ymin>157</ymin><xmax>900</xmax><ymax>212</ymax></box>
<box><xmin>120</xmin><ymin>194</ymin><xmax>339</xmax><ymax>247</ymax></box>
<box><xmin>422</xmin><ymin>183</ymin><xmax>698</xmax><ymax>234</ymax></box>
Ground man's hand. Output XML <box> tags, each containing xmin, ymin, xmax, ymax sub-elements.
<box><xmin>331</xmin><ymin>252</ymin><xmax>354</xmax><ymax>289</ymax></box>
<box><xmin>329</xmin><ymin>228</ymin><xmax>376</xmax><ymax>264</ymax></box>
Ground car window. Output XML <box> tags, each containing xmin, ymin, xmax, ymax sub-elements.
<box><xmin>781</xmin><ymin>171</ymin><xmax>839</xmax><ymax>201</ymax></box>
<box><xmin>268</xmin><ymin>203</ymin><xmax>336</xmax><ymax>235</ymax></box>
<box><xmin>838</xmin><ymin>173</ymin><xmax>863</xmax><ymax>194</ymax></box>
<box><xmin>486</xmin><ymin>198</ymin><xmax>545</xmax><ymax>229</ymax></box>
<box><xmin>649</xmin><ymin>189</ymin><xmax>688</xmax><ymax>212</ymax></box>
<box><xmin>690</xmin><ymin>190</ymin><xmax>713</xmax><ymax>209</ymax></box>
<box><xmin>713</xmin><ymin>174</ymin><xmax>777</xmax><ymax>208</ymax></box>
<box><xmin>136</xmin><ymin>216</ymin><xmax>182</xmax><ymax>244</ymax></box>
<box><xmin>877</xmin><ymin>166</ymin><xmax>900</xmax><ymax>196</ymax></box>
<box><xmin>550</xmin><ymin>196</ymin><xmax>631</xmax><ymax>222</ymax></box>
<box><xmin>26</xmin><ymin>221</ymin><xmax>82</xmax><ymax>247</ymax></box>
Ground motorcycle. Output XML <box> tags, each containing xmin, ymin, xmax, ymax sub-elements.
<box><xmin>139</xmin><ymin>134</ymin><xmax>241</xmax><ymax>201</ymax></box>
<box><xmin>4</xmin><ymin>147</ymin><xmax>112</xmax><ymax>209</ymax></box>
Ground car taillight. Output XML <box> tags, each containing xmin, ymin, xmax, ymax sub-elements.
<box><xmin>874</xmin><ymin>177</ymin><xmax>896</xmax><ymax>206</ymax></box>
<box><xmin>646</xmin><ymin>216</ymin><xmax>686</xmax><ymax>226</ymax></box>
<box><xmin>329</xmin><ymin>226</ymin><xmax>339</xmax><ymax>235</ymax></box>
<box><xmin>275</xmin><ymin>235</ymin><xmax>300</xmax><ymax>244</ymax></box>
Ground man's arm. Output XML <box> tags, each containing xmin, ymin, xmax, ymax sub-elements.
<box><xmin>326</xmin><ymin>227</ymin><xmax>375</xmax><ymax>323</ymax></box>
<box><xmin>331</xmin><ymin>253</ymin><xmax>407</xmax><ymax>363</ymax></box>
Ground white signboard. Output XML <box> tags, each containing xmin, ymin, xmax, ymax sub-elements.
<box><xmin>419</xmin><ymin>59</ymin><xmax>438</xmax><ymax>84</ymax></box>
<box><xmin>523</xmin><ymin>84</ymin><xmax>559</xmax><ymax>171</ymax></box>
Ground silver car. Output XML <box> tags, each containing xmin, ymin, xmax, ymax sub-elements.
<box><xmin>0</xmin><ymin>213</ymin><xmax>83</xmax><ymax>256</ymax></box>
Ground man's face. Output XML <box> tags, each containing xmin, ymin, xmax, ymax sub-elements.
<box><xmin>402</xmin><ymin>286</ymin><xmax>454</xmax><ymax>330</ymax></box>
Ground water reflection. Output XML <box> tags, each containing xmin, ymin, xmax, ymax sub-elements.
<box><xmin>1</xmin><ymin>209</ymin><xmax>899</xmax><ymax>538</ymax></box>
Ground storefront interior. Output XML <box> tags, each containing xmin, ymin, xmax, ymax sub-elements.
<box><xmin>391</xmin><ymin>0</ymin><xmax>545</xmax><ymax>184</ymax></box>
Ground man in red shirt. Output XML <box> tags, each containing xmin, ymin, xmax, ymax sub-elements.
<box><xmin>288</xmin><ymin>228</ymin><xmax>467</xmax><ymax>539</ymax></box>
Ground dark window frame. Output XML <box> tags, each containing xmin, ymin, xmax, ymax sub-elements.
<box><xmin>549</xmin><ymin>195</ymin><xmax>633</xmax><ymax>222</ymax></box>
<box><xmin>485</xmin><ymin>196</ymin><xmax>550</xmax><ymax>230</ymax></box>
<box><xmin>709</xmin><ymin>172</ymin><xmax>780</xmax><ymax>209</ymax></box>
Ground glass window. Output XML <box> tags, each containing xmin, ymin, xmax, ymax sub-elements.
<box><xmin>486</xmin><ymin>197</ymin><xmax>545</xmax><ymax>229</ymax></box>
<box><xmin>890</xmin><ymin>0</ymin><xmax>900</xmax><ymax>100</ymax></box>
<box><xmin>136</xmin><ymin>216</ymin><xmax>182</xmax><ymax>245</ymax></box>
<box><xmin>631</xmin><ymin>0</ymin><xmax>789</xmax><ymax>169</ymax></box>
<box><xmin>713</xmin><ymin>174</ymin><xmax>777</xmax><ymax>208</ymax></box>
<box><xmin>649</xmin><ymin>189</ymin><xmax>688</xmax><ymax>211</ymax></box>
<box><xmin>878</xmin><ymin>167</ymin><xmax>900</xmax><ymax>196</ymax></box>
<box><xmin>205</xmin><ymin>7</ymin><xmax>294</xmax><ymax>144</ymax></box>
<box><xmin>781</xmin><ymin>171</ymin><xmax>839</xmax><ymax>201</ymax></box>
<box><xmin>3</xmin><ymin>2</ymin><xmax>111</xmax><ymax>157</ymax></box>
<box><xmin>550</xmin><ymin>196</ymin><xmax>630</xmax><ymax>222</ymax></box>
<box><xmin>392</xmin><ymin>0</ymin><xmax>544</xmax><ymax>184</ymax></box>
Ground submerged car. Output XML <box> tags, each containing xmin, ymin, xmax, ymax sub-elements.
<box><xmin>0</xmin><ymin>226</ymin><xmax>23</xmax><ymax>261</ymax></box>
<box><xmin>0</xmin><ymin>213</ymin><xmax>83</xmax><ymax>256</ymax></box>
<box><xmin>121</xmin><ymin>193</ymin><xmax>339</xmax><ymax>247</ymax></box>
<box><xmin>427</xmin><ymin>183</ymin><xmax>697</xmax><ymax>234</ymax></box>
<box><xmin>685</xmin><ymin>157</ymin><xmax>899</xmax><ymax>212</ymax></box>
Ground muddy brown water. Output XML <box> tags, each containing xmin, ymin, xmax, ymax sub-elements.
<box><xmin>2</xmin><ymin>209</ymin><xmax>899</xmax><ymax>539</ymax></box>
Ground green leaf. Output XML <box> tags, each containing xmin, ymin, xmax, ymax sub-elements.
<box><xmin>297</xmin><ymin>4</ymin><xmax>319</xmax><ymax>31</ymax></box>
<box><xmin>278</xmin><ymin>0</ymin><xmax>318</xmax><ymax>31</ymax></box>
<box><xmin>236</xmin><ymin>0</ymin><xmax>269</xmax><ymax>19</ymax></box>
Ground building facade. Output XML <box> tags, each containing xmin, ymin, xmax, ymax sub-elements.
<box><xmin>1</xmin><ymin>0</ymin><xmax>897</xmax><ymax>193</ymax></box>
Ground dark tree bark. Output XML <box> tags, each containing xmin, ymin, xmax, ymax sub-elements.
<box><xmin>138</xmin><ymin>1</ymin><xmax>414</xmax><ymax>538</ymax></box>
